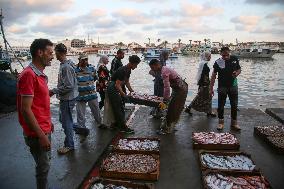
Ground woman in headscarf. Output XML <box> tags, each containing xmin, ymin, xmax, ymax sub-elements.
<box><xmin>185</xmin><ymin>51</ymin><xmax>216</xmax><ymax>117</ymax></box>
<box><xmin>96</xmin><ymin>55</ymin><xmax>110</xmax><ymax>109</ymax></box>
<box><xmin>149</xmin><ymin>50</ymin><xmax>169</xmax><ymax>118</ymax></box>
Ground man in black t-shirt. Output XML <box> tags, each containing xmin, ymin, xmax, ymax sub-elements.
<box><xmin>110</xmin><ymin>49</ymin><xmax>124</xmax><ymax>75</ymax></box>
<box><xmin>107</xmin><ymin>55</ymin><xmax>141</xmax><ymax>134</ymax></box>
<box><xmin>210</xmin><ymin>47</ymin><xmax>241</xmax><ymax>130</ymax></box>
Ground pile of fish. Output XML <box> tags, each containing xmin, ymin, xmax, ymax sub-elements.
<box><xmin>255</xmin><ymin>125</ymin><xmax>284</xmax><ymax>137</ymax></box>
<box><xmin>267</xmin><ymin>136</ymin><xmax>284</xmax><ymax>149</ymax></box>
<box><xmin>201</xmin><ymin>153</ymin><xmax>255</xmax><ymax>171</ymax></box>
<box><xmin>91</xmin><ymin>183</ymin><xmax>130</xmax><ymax>189</ymax></box>
<box><xmin>101</xmin><ymin>154</ymin><xmax>158</xmax><ymax>173</ymax></box>
<box><xmin>205</xmin><ymin>173</ymin><xmax>270</xmax><ymax>189</ymax></box>
<box><xmin>192</xmin><ymin>132</ymin><xmax>238</xmax><ymax>145</ymax></box>
<box><xmin>116</xmin><ymin>139</ymin><xmax>159</xmax><ymax>151</ymax></box>
<box><xmin>130</xmin><ymin>92</ymin><xmax>163</xmax><ymax>103</ymax></box>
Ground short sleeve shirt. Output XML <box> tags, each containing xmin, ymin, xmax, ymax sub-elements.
<box><xmin>17</xmin><ymin>64</ymin><xmax>52</xmax><ymax>137</ymax></box>
<box><xmin>111</xmin><ymin>66</ymin><xmax>131</xmax><ymax>82</ymax></box>
<box><xmin>213</xmin><ymin>56</ymin><xmax>241</xmax><ymax>88</ymax></box>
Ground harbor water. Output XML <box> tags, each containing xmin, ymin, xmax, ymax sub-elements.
<box><xmin>13</xmin><ymin>53</ymin><xmax>284</xmax><ymax>109</ymax></box>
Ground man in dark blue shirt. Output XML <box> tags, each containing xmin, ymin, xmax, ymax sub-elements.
<box><xmin>210</xmin><ymin>47</ymin><xmax>241</xmax><ymax>130</ymax></box>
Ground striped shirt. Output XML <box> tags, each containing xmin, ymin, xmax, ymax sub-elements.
<box><xmin>75</xmin><ymin>65</ymin><xmax>98</xmax><ymax>101</ymax></box>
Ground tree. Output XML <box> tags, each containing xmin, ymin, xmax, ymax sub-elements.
<box><xmin>178</xmin><ymin>38</ymin><xmax>181</xmax><ymax>48</ymax></box>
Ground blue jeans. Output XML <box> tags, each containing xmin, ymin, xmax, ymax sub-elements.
<box><xmin>24</xmin><ymin>134</ymin><xmax>51</xmax><ymax>189</ymax></box>
<box><xmin>60</xmin><ymin>100</ymin><xmax>75</xmax><ymax>148</ymax></box>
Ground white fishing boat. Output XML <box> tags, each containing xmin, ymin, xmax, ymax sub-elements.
<box><xmin>232</xmin><ymin>48</ymin><xmax>276</xmax><ymax>58</ymax></box>
<box><xmin>143</xmin><ymin>48</ymin><xmax>178</xmax><ymax>59</ymax></box>
<box><xmin>97</xmin><ymin>47</ymin><xmax>119</xmax><ymax>56</ymax></box>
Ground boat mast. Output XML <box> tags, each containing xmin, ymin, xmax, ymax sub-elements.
<box><xmin>0</xmin><ymin>9</ymin><xmax>24</xmax><ymax>70</ymax></box>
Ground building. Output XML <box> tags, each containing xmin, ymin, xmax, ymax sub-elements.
<box><xmin>71</xmin><ymin>39</ymin><xmax>86</xmax><ymax>48</ymax></box>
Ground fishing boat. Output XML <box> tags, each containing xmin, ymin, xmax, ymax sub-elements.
<box><xmin>143</xmin><ymin>48</ymin><xmax>178</xmax><ymax>60</ymax></box>
<box><xmin>232</xmin><ymin>42</ymin><xmax>276</xmax><ymax>58</ymax></box>
<box><xmin>232</xmin><ymin>48</ymin><xmax>276</xmax><ymax>58</ymax></box>
<box><xmin>0</xmin><ymin>11</ymin><xmax>24</xmax><ymax>113</ymax></box>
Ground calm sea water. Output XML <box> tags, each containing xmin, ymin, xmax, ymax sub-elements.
<box><xmin>14</xmin><ymin>53</ymin><xmax>284</xmax><ymax>109</ymax></box>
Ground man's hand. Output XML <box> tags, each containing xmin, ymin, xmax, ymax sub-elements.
<box><xmin>39</xmin><ymin>134</ymin><xmax>51</xmax><ymax>151</ymax></box>
<box><xmin>159</xmin><ymin>102</ymin><xmax>168</xmax><ymax>110</ymax></box>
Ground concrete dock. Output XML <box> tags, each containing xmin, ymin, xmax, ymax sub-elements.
<box><xmin>0</xmin><ymin>106</ymin><xmax>283</xmax><ymax>189</ymax></box>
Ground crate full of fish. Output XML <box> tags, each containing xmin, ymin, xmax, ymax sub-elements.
<box><xmin>198</xmin><ymin>151</ymin><xmax>257</xmax><ymax>173</ymax></box>
<box><xmin>113</xmin><ymin>137</ymin><xmax>160</xmax><ymax>155</ymax></box>
<box><xmin>192</xmin><ymin>132</ymin><xmax>240</xmax><ymax>150</ymax></box>
<box><xmin>266</xmin><ymin>136</ymin><xmax>284</xmax><ymax>153</ymax></box>
<box><xmin>254</xmin><ymin>125</ymin><xmax>284</xmax><ymax>138</ymax></box>
<box><xmin>128</xmin><ymin>93</ymin><xmax>163</xmax><ymax>107</ymax></box>
<box><xmin>100</xmin><ymin>153</ymin><xmax>160</xmax><ymax>181</ymax></box>
<box><xmin>202</xmin><ymin>171</ymin><xmax>271</xmax><ymax>189</ymax></box>
<box><xmin>254</xmin><ymin>126</ymin><xmax>284</xmax><ymax>153</ymax></box>
<box><xmin>86</xmin><ymin>177</ymin><xmax>154</xmax><ymax>189</ymax></box>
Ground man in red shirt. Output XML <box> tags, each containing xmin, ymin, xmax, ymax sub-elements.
<box><xmin>17</xmin><ymin>38</ymin><xmax>54</xmax><ymax>189</ymax></box>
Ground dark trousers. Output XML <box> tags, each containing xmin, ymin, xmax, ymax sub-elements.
<box><xmin>24</xmin><ymin>134</ymin><xmax>51</xmax><ymax>189</ymax></box>
<box><xmin>99</xmin><ymin>91</ymin><xmax>105</xmax><ymax>109</ymax></box>
<box><xmin>217</xmin><ymin>86</ymin><xmax>238</xmax><ymax>120</ymax></box>
<box><xmin>107</xmin><ymin>82</ymin><xmax>125</xmax><ymax>128</ymax></box>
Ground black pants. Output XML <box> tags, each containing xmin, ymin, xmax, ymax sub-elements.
<box><xmin>107</xmin><ymin>82</ymin><xmax>125</xmax><ymax>128</ymax></box>
<box><xmin>99</xmin><ymin>91</ymin><xmax>105</xmax><ymax>109</ymax></box>
<box><xmin>217</xmin><ymin>86</ymin><xmax>238</xmax><ymax>120</ymax></box>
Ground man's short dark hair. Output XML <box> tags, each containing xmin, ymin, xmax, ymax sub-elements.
<box><xmin>149</xmin><ymin>58</ymin><xmax>159</xmax><ymax>66</ymax></box>
<box><xmin>221</xmin><ymin>46</ymin><xmax>230</xmax><ymax>53</ymax></box>
<box><xmin>117</xmin><ymin>49</ymin><xmax>124</xmax><ymax>54</ymax></box>
<box><xmin>54</xmin><ymin>43</ymin><xmax>67</xmax><ymax>54</ymax></box>
<box><xmin>129</xmin><ymin>55</ymin><xmax>141</xmax><ymax>64</ymax></box>
<box><xmin>30</xmin><ymin>39</ymin><xmax>53</xmax><ymax>58</ymax></box>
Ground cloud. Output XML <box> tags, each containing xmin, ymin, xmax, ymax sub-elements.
<box><xmin>31</xmin><ymin>15</ymin><xmax>76</xmax><ymax>36</ymax></box>
<box><xmin>251</xmin><ymin>27</ymin><xmax>284</xmax><ymax>35</ymax></box>
<box><xmin>1</xmin><ymin>0</ymin><xmax>74</xmax><ymax>24</ymax></box>
<box><xmin>231</xmin><ymin>15</ymin><xmax>260</xmax><ymax>31</ymax></box>
<box><xmin>7</xmin><ymin>25</ymin><xmax>28</xmax><ymax>34</ymax></box>
<box><xmin>266</xmin><ymin>12</ymin><xmax>284</xmax><ymax>25</ymax></box>
<box><xmin>181</xmin><ymin>2</ymin><xmax>223</xmax><ymax>17</ymax></box>
<box><xmin>246</xmin><ymin>0</ymin><xmax>284</xmax><ymax>5</ymax></box>
<box><xmin>124</xmin><ymin>31</ymin><xmax>145</xmax><ymax>39</ymax></box>
<box><xmin>112</xmin><ymin>9</ymin><xmax>152</xmax><ymax>24</ymax></box>
<box><xmin>119</xmin><ymin>0</ymin><xmax>167</xmax><ymax>2</ymax></box>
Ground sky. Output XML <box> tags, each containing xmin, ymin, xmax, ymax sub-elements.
<box><xmin>1</xmin><ymin>0</ymin><xmax>284</xmax><ymax>46</ymax></box>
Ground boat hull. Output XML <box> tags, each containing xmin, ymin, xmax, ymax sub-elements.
<box><xmin>0</xmin><ymin>71</ymin><xmax>16</xmax><ymax>113</ymax></box>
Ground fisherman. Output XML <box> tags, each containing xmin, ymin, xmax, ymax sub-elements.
<box><xmin>149</xmin><ymin>50</ymin><xmax>169</xmax><ymax>118</ymax></box>
<box><xmin>149</xmin><ymin>58</ymin><xmax>188</xmax><ymax>135</ymax></box>
<box><xmin>110</xmin><ymin>49</ymin><xmax>124</xmax><ymax>75</ymax></box>
<box><xmin>210</xmin><ymin>46</ymin><xmax>241</xmax><ymax>130</ymax></box>
<box><xmin>50</xmin><ymin>43</ymin><xmax>78</xmax><ymax>154</ymax></box>
<box><xmin>17</xmin><ymin>38</ymin><xmax>54</xmax><ymax>189</ymax></box>
<box><xmin>74</xmin><ymin>54</ymin><xmax>106</xmax><ymax>138</ymax></box>
<box><xmin>106</xmin><ymin>55</ymin><xmax>141</xmax><ymax>134</ymax></box>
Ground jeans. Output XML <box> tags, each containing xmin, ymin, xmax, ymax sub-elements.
<box><xmin>217</xmin><ymin>86</ymin><xmax>238</xmax><ymax>120</ymax></box>
<box><xmin>24</xmin><ymin>134</ymin><xmax>51</xmax><ymax>189</ymax></box>
<box><xmin>60</xmin><ymin>99</ymin><xmax>75</xmax><ymax>148</ymax></box>
<box><xmin>76</xmin><ymin>98</ymin><xmax>102</xmax><ymax>128</ymax></box>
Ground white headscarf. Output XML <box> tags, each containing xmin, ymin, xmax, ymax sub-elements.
<box><xmin>97</xmin><ymin>55</ymin><xmax>108</xmax><ymax>70</ymax></box>
<box><xmin>196</xmin><ymin>51</ymin><xmax>211</xmax><ymax>83</ymax></box>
